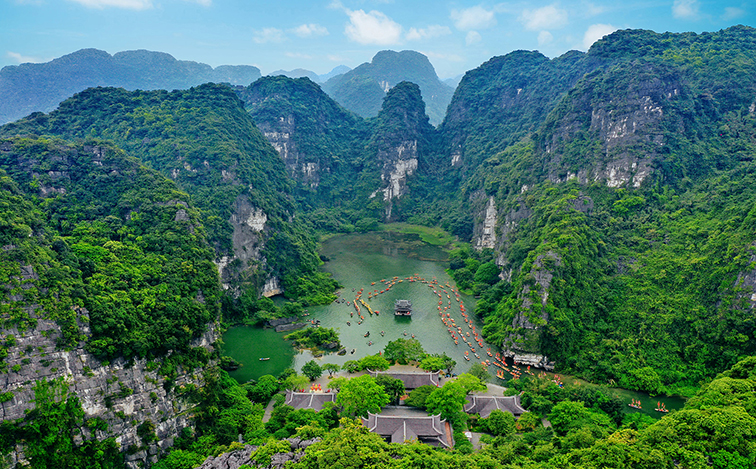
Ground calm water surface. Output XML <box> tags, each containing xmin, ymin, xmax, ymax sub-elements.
<box><xmin>224</xmin><ymin>231</ymin><xmax>686</xmax><ymax>418</ymax></box>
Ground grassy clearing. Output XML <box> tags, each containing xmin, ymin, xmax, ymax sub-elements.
<box><xmin>380</xmin><ymin>223</ymin><xmax>460</xmax><ymax>248</ymax></box>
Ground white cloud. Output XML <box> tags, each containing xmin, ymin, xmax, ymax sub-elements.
<box><xmin>344</xmin><ymin>8</ymin><xmax>403</xmax><ymax>45</ymax></box>
<box><xmin>450</xmin><ymin>6</ymin><xmax>496</xmax><ymax>31</ymax></box>
<box><xmin>253</xmin><ymin>28</ymin><xmax>285</xmax><ymax>44</ymax></box>
<box><xmin>406</xmin><ymin>25</ymin><xmax>451</xmax><ymax>41</ymax></box>
<box><xmin>582</xmin><ymin>23</ymin><xmax>617</xmax><ymax>49</ymax></box>
<box><xmin>67</xmin><ymin>0</ymin><xmax>153</xmax><ymax>9</ymax></box>
<box><xmin>672</xmin><ymin>0</ymin><xmax>699</xmax><ymax>19</ymax></box>
<box><xmin>519</xmin><ymin>4</ymin><xmax>568</xmax><ymax>31</ymax></box>
<box><xmin>721</xmin><ymin>6</ymin><xmax>745</xmax><ymax>20</ymax></box>
<box><xmin>465</xmin><ymin>31</ymin><xmax>482</xmax><ymax>45</ymax></box>
<box><xmin>291</xmin><ymin>23</ymin><xmax>329</xmax><ymax>38</ymax></box>
<box><xmin>183</xmin><ymin>0</ymin><xmax>210</xmax><ymax>5</ymax></box>
<box><xmin>327</xmin><ymin>54</ymin><xmax>343</xmax><ymax>61</ymax></box>
<box><xmin>538</xmin><ymin>31</ymin><xmax>553</xmax><ymax>46</ymax></box>
<box><xmin>6</xmin><ymin>51</ymin><xmax>44</xmax><ymax>63</ymax></box>
<box><xmin>285</xmin><ymin>52</ymin><xmax>313</xmax><ymax>59</ymax></box>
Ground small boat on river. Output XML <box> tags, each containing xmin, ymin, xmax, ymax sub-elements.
<box><xmin>654</xmin><ymin>402</ymin><xmax>669</xmax><ymax>413</ymax></box>
<box><xmin>259</xmin><ymin>357</ymin><xmax>270</xmax><ymax>361</ymax></box>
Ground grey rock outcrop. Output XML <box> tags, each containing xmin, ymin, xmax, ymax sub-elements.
<box><xmin>195</xmin><ymin>437</ymin><xmax>320</xmax><ymax>469</ymax></box>
<box><xmin>215</xmin><ymin>194</ymin><xmax>279</xmax><ymax>294</ymax></box>
<box><xmin>370</xmin><ymin>140</ymin><xmax>420</xmax><ymax>220</ymax></box>
<box><xmin>736</xmin><ymin>242</ymin><xmax>756</xmax><ymax>309</ymax></box>
<box><xmin>265</xmin><ymin>317</ymin><xmax>299</xmax><ymax>328</ymax></box>
<box><xmin>1</xmin><ymin>271</ymin><xmax>216</xmax><ymax>468</ymax></box>
<box><xmin>274</xmin><ymin>323</ymin><xmax>306</xmax><ymax>333</ymax></box>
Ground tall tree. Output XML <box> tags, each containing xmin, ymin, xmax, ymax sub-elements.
<box><xmin>301</xmin><ymin>361</ymin><xmax>323</xmax><ymax>382</ymax></box>
<box><xmin>425</xmin><ymin>382</ymin><xmax>468</xmax><ymax>427</ymax></box>
<box><xmin>375</xmin><ymin>375</ymin><xmax>406</xmax><ymax>405</ymax></box>
<box><xmin>336</xmin><ymin>375</ymin><xmax>389</xmax><ymax>417</ymax></box>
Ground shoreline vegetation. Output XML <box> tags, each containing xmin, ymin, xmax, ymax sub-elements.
<box><xmin>379</xmin><ymin>223</ymin><xmax>461</xmax><ymax>248</ymax></box>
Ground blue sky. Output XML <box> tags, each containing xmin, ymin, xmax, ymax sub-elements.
<box><xmin>1</xmin><ymin>0</ymin><xmax>753</xmax><ymax>79</ymax></box>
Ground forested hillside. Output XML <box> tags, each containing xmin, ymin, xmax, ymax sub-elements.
<box><xmin>1</xmin><ymin>84</ymin><xmax>331</xmax><ymax>304</ymax></box>
<box><xmin>0</xmin><ymin>137</ymin><xmax>222</xmax><ymax>467</ymax></box>
<box><xmin>444</xmin><ymin>25</ymin><xmax>756</xmax><ymax>395</ymax></box>
<box><xmin>237</xmin><ymin>76</ymin><xmax>369</xmax><ymax>208</ymax></box>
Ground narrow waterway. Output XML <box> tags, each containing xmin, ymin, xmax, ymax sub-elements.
<box><xmin>223</xmin><ymin>230</ymin><xmax>686</xmax><ymax>418</ymax></box>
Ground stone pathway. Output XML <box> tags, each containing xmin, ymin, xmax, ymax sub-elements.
<box><xmin>262</xmin><ymin>396</ymin><xmax>277</xmax><ymax>422</ymax></box>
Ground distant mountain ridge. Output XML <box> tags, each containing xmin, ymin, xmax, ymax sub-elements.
<box><xmin>267</xmin><ymin>65</ymin><xmax>351</xmax><ymax>83</ymax></box>
<box><xmin>0</xmin><ymin>48</ymin><xmax>262</xmax><ymax>125</ymax></box>
<box><xmin>322</xmin><ymin>50</ymin><xmax>454</xmax><ymax>126</ymax></box>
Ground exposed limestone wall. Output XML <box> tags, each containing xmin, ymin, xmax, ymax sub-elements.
<box><xmin>736</xmin><ymin>242</ymin><xmax>756</xmax><ymax>309</ymax></box>
<box><xmin>263</xmin><ymin>129</ymin><xmax>322</xmax><ymax>189</ymax></box>
<box><xmin>196</xmin><ymin>437</ymin><xmax>320</xmax><ymax>469</ymax></box>
<box><xmin>215</xmin><ymin>194</ymin><xmax>279</xmax><ymax>294</ymax></box>
<box><xmin>262</xmin><ymin>277</ymin><xmax>282</xmax><ymax>297</ymax></box>
<box><xmin>376</xmin><ymin>140</ymin><xmax>419</xmax><ymax>220</ymax></box>
<box><xmin>474</xmin><ymin>196</ymin><xmax>498</xmax><ymax>250</ymax></box>
<box><xmin>381</xmin><ymin>156</ymin><xmax>418</xmax><ymax>201</ymax></box>
<box><xmin>1</xmin><ymin>304</ymin><xmax>215</xmax><ymax>468</ymax></box>
<box><xmin>544</xmin><ymin>77</ymin><xmax>677</xmax><ymax>189</ymax></box>
<box><xmin>257</xmin><ymin>115</ymin><xmax>324</xmax><ymax>189</ymax></box>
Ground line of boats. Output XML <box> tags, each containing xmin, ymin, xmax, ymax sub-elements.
<box><xmin>314</xmin><ymin>274</ymin><xmax>675</xmax><ymax>415</ymax></box>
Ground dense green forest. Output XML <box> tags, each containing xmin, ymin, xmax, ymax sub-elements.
<box><xmin>0</xmin><ymin>84</ymin><xmax>336</xmax><ymax>309</ymax></box>
<box><xmin>0</xmin><ymin>137</ymin><xmax>221</xmax><ymax>360</ymax></box>
<box><xmin>433</xmin><ymin>26</ymin><xmax>756</xmax><ymax>396</ymax></box>
<box><xmin>237</xmin><ymin>75</ymin><xmax>369</xmax><ymax>209</ymax></box>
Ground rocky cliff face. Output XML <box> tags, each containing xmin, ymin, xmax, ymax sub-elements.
<box><xmin>214</xmin><ymin>194</ymin><xmax>279</xmax><ymax>294</ymax></box>
<box><xmin>1</xmin><ymin>296</ymin><xmax>215</xmax><ymax>468</ymax></box>
<box><xmin>374</xmin><ymin>141</ymin><xmax>419</xmax><ymax>219</ymax></box>
<box><xmin>473</xmin><ymin>196</ymin><xmax>498</xmax><ymax>250</ymax></box>
<box><xmin>539</xmin><ymin>62</ymin><xmax>679</xmax><ymax>189</ymax></box>
<box><xmin>195</xmin><ymin>437</ymin><xmax>319</xmax><ymax>469</ymax></box>
<box><xmin>239</xmin><ymin>76</ymin><xmax>365</xmax><ymax>207</ymax></box>
<box><xmin>263</xmin><ymin>127</ymin><xmax>323</xmax><ymax>188</ymax></box>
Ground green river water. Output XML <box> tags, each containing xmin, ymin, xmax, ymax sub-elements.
<box><xmin>223</xmin><ymin>231</ymin><xmax>686</xmax><ymax>418</ymax></box>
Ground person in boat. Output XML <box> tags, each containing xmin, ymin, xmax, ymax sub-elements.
<box><xmin>364</xmin><ymin>331</ymin><xmax>370</xmax><ymax>337</ymax></box>
<box><xmin>380</xmin><ymin>331</ymin><xmax>385</xmax><ymax>336</ymax></box>
<box><xmin>347</xmin><ymin>321</ymin><xmax>351</xmax><ymax>326</ymax></box>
